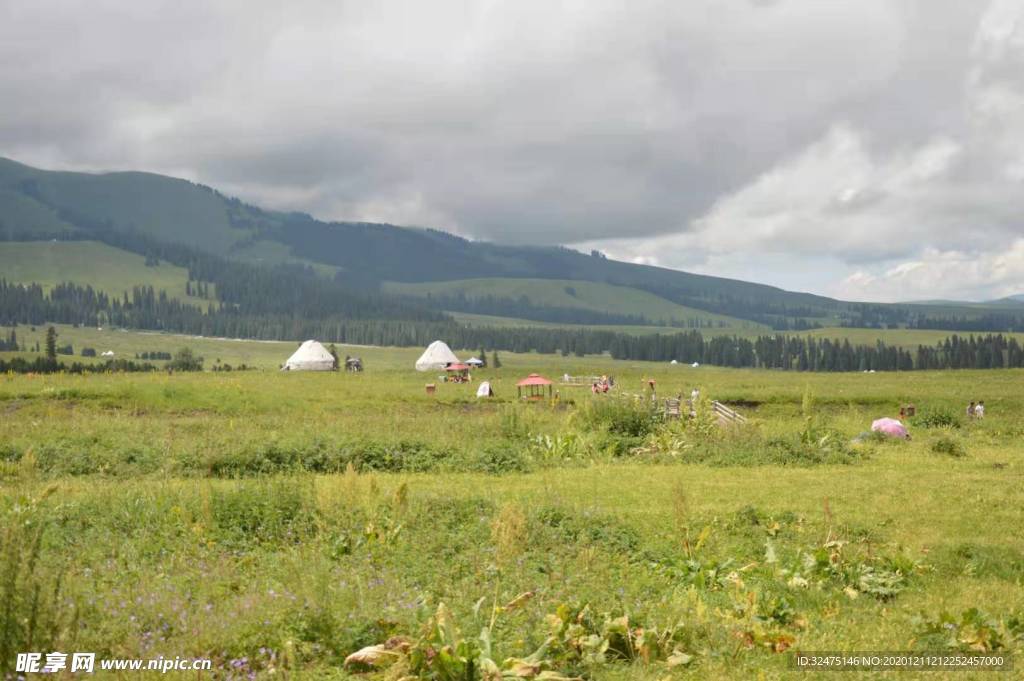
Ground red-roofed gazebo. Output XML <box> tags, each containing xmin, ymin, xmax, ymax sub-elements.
<box><xmin>445</xmin><ymin>362</ymin><xmax>471</xmax><ymax>383</ymax></box>
<box><xmin>516</xmin><ymin>373</ymin><xmax>553</xmax><ymax>400</ymax></box>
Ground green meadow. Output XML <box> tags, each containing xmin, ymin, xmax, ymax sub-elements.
<box><xmin>1</xmin><ymin>340</ymin><xmax>1022</xmax><ymax>679</ymax></box>
<box><xmin>0</xmin><ymin>241</ymin><xmax>213</xmax><ymax>304</ymax></box>
<box><xmin>383</xmin><ymin>278</ymin><xmax>760</xmax><ymax>329</ymax></box>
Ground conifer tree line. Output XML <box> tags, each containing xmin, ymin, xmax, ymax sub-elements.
<box><xmin>0</xmin><ymin>328</ymin><xmax>18</xmax><ymax>351</ymax></box>
<box><xmin>3</xmin><ymin>228</ymin><xmax>443</xmax><ymax>324</ymax></box>
<box><xmin>3</xmin><ymin>277</ymin><xmax>1024</xmax><ymax>371</ymax></box>
<box><xmin>0</xmin><ymin>355</ymin><xmax>160</xmax><ymax>374</ymax></box>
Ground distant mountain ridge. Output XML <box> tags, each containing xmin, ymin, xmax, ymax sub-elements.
<box><xmin>3</xmin><ymin>155</ymin><xmax>1024</xmax><ymax>332</ymax></box>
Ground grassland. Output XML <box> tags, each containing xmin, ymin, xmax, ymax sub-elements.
<box><xmin>450</xmin><ymin>313</ymin><xmax>1024</xmax><ymax>347</ymax></box>
<box><xmin>0</xmin><ymin>241</ymin><xmax>211</xmax><ymax>304</ymax></box>
<box><xmin>384</xmin><ymin>278</ymin><xmax>761</xmax><ymax>329</ymax></box>
<box><xmin>447</xmin><ymin>312</ymin><xmax>726</xmax><ymax>337</ymax></box>
<box><xmin>1</xmin><ymin>336</ymin><xmax>1022</xmax><ymax>679</ymax></box>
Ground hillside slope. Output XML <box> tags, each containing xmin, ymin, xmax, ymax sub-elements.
<box><xmin>3</xmin><ymin>156</ymin><xmax>1024</xmax><ymax>331</ymax></box>
<box><xmin>0</xmin><ymin>240</ymin><xmax>209</xmax><ymax>304</ymax></box>
<box><xmin>384</xmin><ymin>278</ymin><xmax>763</xmax><ymax>329</ymax></box>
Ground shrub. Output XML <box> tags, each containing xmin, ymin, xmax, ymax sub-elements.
<box><xmin>930</xmin><ymin>435</ymin><xmax>966</xmax><ymax>457</ymax></box>
<box><xmin>168</xmin><ymin>347</ymin><xmax>203</xmax><ymax>372</ymax></box>
<box><xmin>578</xmin><ymin>399</ymin><xmax>660</xmax><ymax>438</ymax></box>
<box><xmin>465</xmin><ymin>442</ymin><xmax>531</xmax><ymax>474</ymax></box>
<box><xmin>763</xmin><ymin>432</ymin><xmax>860</xmax><ymax>465</ymax></box>
<box><xmin>912</xmin><ymin>408</ymin><xmax>962</xmax><ymax>429</ymax></box>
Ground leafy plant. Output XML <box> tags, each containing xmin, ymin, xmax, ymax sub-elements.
<box><xmin>912</xmin><ymin>408</ymin><xmax>962</xmax><ymax>429</ymax></box>
<box><xmin>785</xmin><ymin>540</ymin><xmax>917</xmax><ymax>601</ymax></box>
<box><xmin>345</xmin><ymin>601</ymin><xmax>579</xmax><ymax>680</ymax></box>
<box><xmin>913</xmin><ymin>608</ymin><xmax>1010</xmax><ymax>652</ymax></box>
<box><xmin>576</xmin><ymin>399</ymin><xmax>660</xmax><ymax>439</ymax></box>
<box><xmin>543</xmin><ymin>604</ymin><xmax>693</xmax><ymax>670</ymax></box>
<box><xmin>528</xmin><ymin>432</ymin><xmax>595</xmax><ymax>464</ymax></box>
<box><xmin>930</xmin><ymin>435</ymin><xmax>966</xmax><ymax>457</ymax></box>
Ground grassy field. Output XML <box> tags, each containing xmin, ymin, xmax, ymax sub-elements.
<box><xmin>1</xmin><ymin>337</ymin><xmax>1022</xmax><ymax>679</ymax></box>
<box><xmin>6</xmin><ymin>320</ymin><xmax>1021</xmax><ymax>375</ymax></box>
<box><xmin>0</xmin><ymin>241</ymin><xmax>211</xmax><ymax>304</ymax></box>
<box><xmin>2</xmin><ymin>323</ymin><xmax>305</xmax><ymax>368</ymax></box>
<box><xmin>447</xmin><ymin>312</ymin><xmax>732</xmax><ymax>337</ymax></box>
<box><xmin>450</xmin><ymin>314</ymin><xmax>1024</xmax><ymax>348</ymax></box>
<box><xmin>384</xmin><ymin>278</ymin><xmax>760</xmax><ymax>329</ymax></box>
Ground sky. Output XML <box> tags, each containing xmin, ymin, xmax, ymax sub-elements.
<box><xmin>2</xmin><ymin>0</ymin><xmax>1023</xmax><ymax>302</ymax></box>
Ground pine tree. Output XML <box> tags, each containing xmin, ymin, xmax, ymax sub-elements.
<box><xmin>491</xmin><ymin>351</ymin><xmax>502</xmax><ymax>368</ymax></box>
<box><xmin>45</xmin><ymin>326</ymin><xmax>57</xmax><ymax>361</ymax></box>
<box><xmin>328</xmin><ymin>343</ymin><xmax>339</xmax><ymax>370</ymax></box>
<box><xmin>479</xmin><ymin>347</ymin><xmax>487</xmax><ymax>367</ymax></box>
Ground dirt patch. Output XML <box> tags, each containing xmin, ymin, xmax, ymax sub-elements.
<box><xmin>721</xmin><ymin>399</ymin><xmax>762</xmax><ymax>409</ymax></box>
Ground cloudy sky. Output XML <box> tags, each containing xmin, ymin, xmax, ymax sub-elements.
<box><xmin>2</xmin><ymin>0</ymin><xmax>1023</xmax><ymax>301</ymax></box>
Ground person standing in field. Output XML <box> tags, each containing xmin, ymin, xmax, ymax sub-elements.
<box><xmin>975</xmin><ymin>401</ymin><xmax>985</xmax><ymax>419</ymax></box>
<box><xmin>967</xmin><ymin>401</ymin><xmax>976</xmax><ymax>418</ymax></box>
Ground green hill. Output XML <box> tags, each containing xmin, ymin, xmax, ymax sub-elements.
<box><xmin>0</xmin><ymin>240</ymin><xmax>209</xmax><ymax>304</ymax></box>
<box><xmin>3</xmin><ymin>155</ymin><xmax>1024</xmax><ymax>333</ymax></box>
<box><xmin>385</xmin><ymin>278</ymin><xmax>763</xmax><ymax>329</ymax></box>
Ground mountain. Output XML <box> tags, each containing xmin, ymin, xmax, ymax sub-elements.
<box><xmin>3</xmin><ymin>155</ymin><xmax>1024</xmax><ymax>332</ymax></box>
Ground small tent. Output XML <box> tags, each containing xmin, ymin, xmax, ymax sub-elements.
<box><xmin>476</xmin><ymin>381</ymin><xmax>494</xmax><ymax>398</ymax></box>
<box><xmin>282</xmin><ymin>340</ymin><xmax>336</xmax><ymax>371</ymax></box>
<box><xmin>466</xmin><ymin>357</ymin><xmax>485</xmax><ymax>367</ymax></box>
<box><xmin>415</xmin><ymin>340</ymin><xmax>460</xmax><ymax>372</ymax></box>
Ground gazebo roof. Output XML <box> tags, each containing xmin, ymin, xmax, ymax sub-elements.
<box><xmin>516</xmin><ymin>373</ymin><xmax>553</xmax><ymax>387</ymax></box>
<box><xmin>446</xmin><ymin>363</ymin><xmax>471</xmax><ymax>371</ymax></box>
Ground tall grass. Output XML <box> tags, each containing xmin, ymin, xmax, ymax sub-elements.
<box><xmin>0</xmin><ymin>360</ymin><xmax>1022</xmax><ymax>676</ymax></box>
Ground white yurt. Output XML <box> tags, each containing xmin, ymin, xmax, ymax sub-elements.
<box><xmin>282</xmin><ymin>340</ymin><xmax>336</xmax><ymax>371</ymax></box>
<box><xmin>415</xmin><ymin>340</ymin><xmax>459</xmax><ymax>372</ymax></box>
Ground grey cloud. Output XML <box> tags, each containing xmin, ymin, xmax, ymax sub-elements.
<box><xmin>1</xmin><ymin>0</ymin><xmax>1022</xmax><ymax>298</ymax></box>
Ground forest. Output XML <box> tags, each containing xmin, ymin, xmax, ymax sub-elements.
<box><xmin>3</xmin><ymin>280</ymin><xmax>1024</xmax><ymax>372</ymax></box>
